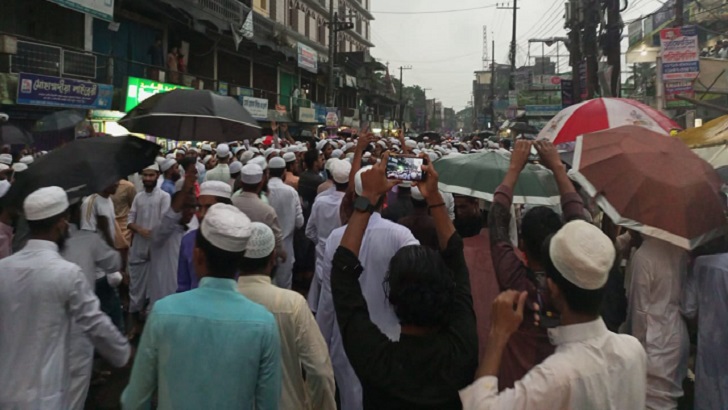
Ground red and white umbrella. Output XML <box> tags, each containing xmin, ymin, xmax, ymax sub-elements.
<box><xmin>537</xmin><ymin>98</ymin><xmax>680</xmax><ymax>145</ymax></box>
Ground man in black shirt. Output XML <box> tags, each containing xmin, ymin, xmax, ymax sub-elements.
<box><xmin>331</xmin><ymin>153</ymin><xmax>478</xmax><ymax>409</ymax></box>
<box><xmin>297</xmin><ymin>148</ymin><xmax>324</xmax><ymax>221</ymax></box>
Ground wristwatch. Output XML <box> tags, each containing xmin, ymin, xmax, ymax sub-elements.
<box><xmin>354</xmin><ymin>196</ymin><xmax>376</xmax><ymax>214</ymax></box>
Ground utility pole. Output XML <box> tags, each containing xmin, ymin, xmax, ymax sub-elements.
<box><xmin>583</xmin><ymin>0</ymin><xmax>600</xmax><ymax>99</ymax></box>
<box><xmin>398</xmin><ymin>65</ymin><xmax>412</xmax><ymax>125</ymax></box>
<box><xmin>423</xmin><ymin>87</ymin><xmax>431</xmax><ymax>131</ymax></box>
<box><xmin>326</xmin><ymin>2</ymin><xmax>354</xmax><ymax>107</ymax></box>
<box><xmin>675</xmin><ymin>0</ymin><xmax>684</xmax><ymax>26</ymax></box>
<box><xmin>565</xmin><ymin>0</ymin><xmax>583</xmax><ymax>103</ymax></box>
<box><xmin>605</xmin><ymin>0</ymin><xmax>622</xmax><ymax>97</ymax></box>
<box><xmin>491</xmin><ymin>38</ymin><xmax>496</xmax><ymax>130</ymax></box>
<box><xmin>497</xmin><ymin>2</ymin><xmax>520</xmax><ymax>90</ymax></box>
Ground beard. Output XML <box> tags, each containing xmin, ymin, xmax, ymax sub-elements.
<box><xmin>56</xmin><ymin>226</ymin><xmax>70</xmax><ymax>252</ymax></box>
<box><xmin>171</xmin><ymin>173</ymin><xmax>181</xmax><ymax>182</ymax></box>
<box><xmin>454</xmin><ymin>215</ymin><xmax>483</xmax><ymax>238</ymax></box>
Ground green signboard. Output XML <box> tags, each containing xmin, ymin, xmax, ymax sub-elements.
<box><xmin>125</xmin><ymin>76</ymin><xmax>192</xmax><ymax>112</ymax></box>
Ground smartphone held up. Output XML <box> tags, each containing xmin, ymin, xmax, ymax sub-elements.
<box><xmin>386</xmin><ymin>154</ymin><xmax>424</xmax><ymax>182</ymax></box>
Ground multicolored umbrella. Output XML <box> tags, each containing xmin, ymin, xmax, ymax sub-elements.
<box><xmin>537</xmin><ymin>98</ymin><xmax>680</xmax><ymax>145</ymax></box>
<box><xmin>434</xmin><ymin>151</ymin><xmax>560</xmax><ymax>205</ymax></box>
<box><xmin>569</xmin><ymin>125</ymin><xmax>726</xmax><ymax>250</ymax></box>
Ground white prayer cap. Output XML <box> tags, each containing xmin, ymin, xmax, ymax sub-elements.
<box><xmin>354</xmin><ymin>165</ymin><xmax>372</xmax><ymax>196</ymax></box>
<box><xmin>325</xmin><ymin>158</ymin><xmax>338</xmax><ymax>173</ymax></box>
<box><xmin>331</xmin><ymin>149</ymin><xmax>343</xmax><ymax>159</ymax></box>
<box><xmin>332</xmin><ymin>159</ymin><xmax>351</xmax><ymax>184</ymax></box>
<box><xmin>165</xmin><ymin>153</ymin><xmax>175</xmax><ymax>160</ymax></box>
<box><xmin>175</xmin><ymin>149</ymin><xmax>185</xmax><ymax>156</ymax></box>
<box><xmin>229</xmin><ymin>161</ymin><xmax>243</xmax><ymax>174</ymax></box>
<box><xmin>0</xmin><ymin>180</ymin><xmax>10</xmax><ymax>198</ymax></box>
<box><xmin>316</xmin><ymin>140</ymin><xmax>329</xmax><ymax>151</ymax></box>
<box><xmin>411</xmin><ymin>186</ymin><xmax>424</xmax><ymax>201</ymax></box>
<box><xmin>405</xmin><ymin>140</ymin><xmax>417</xmax><ymax>149</ymax></box>
<box><xmin>269</xmin><ymin>157</ymin><xmax>286</xmax><ymax>169</ymax></box>
<box><xmin>377</xmin><ymin>140</ymin><xmax>387</xmax><ymax>149</ymax></box>
<box><xmin>12</xmin><ymin>163</ymin><xmax>27</xmax><ymax>173</ymax></box>
<box><xmin>250</xmin><ymin>147</ymin><xmax>260</xmax><ymax>154</ymax></box>
<box><xmin>344</xmin><ymin>142</ymin><xmax>355</xmax><ymax>151</ymax></box>
<box><xmin>240</xmin><ymin>150</ymin><xmax>255</xmax><ymax>164</ymax></box>
<box><xmin>200</xmin><ymin>203</ymin><xmax>252</xmax><ymax>252</ymax></box>
<box><xmin>0</xmin><ymin>154</ymin><xmax>11</xmax><ymax>165</ymax></box>
<box><xmin>264</xmin><ymin>148</ymin><xmax>280</xmax><ymax>158</ymax></box>
<box><xmin>24</xmin><ymin>186</ymin><xmax>68</xmax><ymax>221</ymax></box>
<box><xmin>216</xmin><ymin>143</ymin><xmax>231</xmax><ymax>158</ymax></box>
<box><xmin>0</xmin><ymin>164</ymin><xmax>8</xmax><ymax>172</ymax></box>
<box><xmin>144</xmin><ymin>163</ymin><xmax>160</xmax><ymax>172</ymax></box>
<box><xmin>245</xmin><ymin>222</ymin><xmax>276</xmax><ymax>259</ymax></box>
<box><xmin>201</xmin><ymin>143</ymin><xmax>212</xmax><ymax>152</ymax></box>
<box><xmin>241</xmin><ymin>163</ymin><xmax>263</xmax><ymax>184</ymax></box>
<box><xmin>155</xmin><ymin>156</ymin><xmax>166</xmax><ymax>165</ymax></box>
<box><xmin>234</xmin><ymin>146</ymin><xmax>245</xmax><ymax>155</ymax></box>
<box><xmin>199</xmin><ymin>180</ymin><xmax>232</xmax><ymax>199</ymax></box>
<box><xmin>19</xmin><ymin>155</ymin><xmax>33</xmax><ymax>165</ymax></box>
<box><xmin>282</xmin><ymin>152</ymin><xmax>296</xmax><ymax>163</ymax></box>
<box><xmin>362</xmin><ymin>152</ymin><xmax>372</xmax><ymax>159</ymax></box>
<box><xmin>248</xmin><ymin>155</ymin><xmax>267</xmax><ymax>170</ymax></box>
<box><xmin>160</xmin><ymin>158</ymin><xmax>177</xmax><ymax>173</ymax></box>
<box><xmin>549</xmin><ymin>220</ymin><xmax>615</xmax><ymax>290</ymax></box>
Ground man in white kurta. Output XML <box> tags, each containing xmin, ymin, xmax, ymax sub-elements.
<box><xmin>0</xmin><ymin>187</ymin><xmax>130</xmax><ymax>409</ymax></box>
<box><xmin>127</xmin><ymin>165</ymin><xmax>170</xmax><ymax>319</ymax></box>
<box><xmin>238</xmin><ymin>223</ymin><xmax>336</xmax><ymax>410</ymax></box>
<box><xmin>625</xmin><ymin>236</ymin><xmax>689</xmax><ymax>410</ymax></box>
<box><xmin>146</xmin><ymin>179</ymin><xmax>196</xmax><ymax>312</ymax></box>
<box><xmin>266</xmin><ymin>157</ymin><xmax>304</xmax><ymax>289</ymax></box>
<box><xmin>314</xmin><ymin>166</ymin><xmax>418</xmax><ymax>410</ymax></box>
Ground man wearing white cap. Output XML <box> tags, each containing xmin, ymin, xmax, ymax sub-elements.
<box><xmin>238</xmin><ymin>223</ymin><xmax>336</xmax><ymax>410</ymax></box>
<box><xmin>127</xmin><ymin>163</ymin><xmax>171</xmax><ymax>337</ymax></box>
<box><xmin>267</xmin><ymin>157</ymin><xmax>303</xmax><ymax>289</ymax></box>
<box><xmin>177</xmin><ymin>180</ymin><xmax>233</xmax><ymax>292</ymax></box>
<box><xmin>204</xmin><ymin>143</ymin><xmax>232</xmax><ymax>183</ymax></box>
<box><xmin>314</xmin><ymin>159</ymin><xmax>419</xmax><ymax>410</ymax></box>
<box><xmin>229</xmin><ymin>160</ymin><xmax>243</xmax><ymax>192</ymax></box>
<box><xmin>160</xmin><ymin>158</ymin><xmax>181</xmax><ymax>197</ymax></box>
<box><xmin>0</xmin><ymin>180</ymin><xmax>14</xmax><ymax>259</ymax></box>
<box><xmin>282</xmin><ymin>152</ymin><xmax>300</xmax><ymax>191</ymax></box>
<box><xmin>0</xmin><ymin>187</ymin><xmax>130</xmax><ymax>409</ymax></box>
<box><xmin>306</xmin><ymin>159</ymin><xmax>350</xmax><ymax>312</ymax></box>
<box><xmin>232</xmin><ymin>164</ymin><xmax>285</xmax><ymax>260</ymax></box>
<box><xmin>460</xmin><ymin>220</ymin><xmax>647</xmax><ymax>409</ymax></box>
<box><xmin>146</xmin><ymin>173</ymin><xmax>197</xmax><ymax>312</ymax></box>
<box><xmin>122</xmin><ymin>204</ymin><xmax>281</xmax><ymax>409</ymax></box>
<box><xmin>0</xmin><ymin>153</ymin><xmax>12</xmax><ymax>166</ymax></box>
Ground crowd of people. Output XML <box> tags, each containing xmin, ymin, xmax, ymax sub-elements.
<box><xmin>0</xmin><ymin>130</ymin><xmax>723</xmax><ymax>409</ymax></box>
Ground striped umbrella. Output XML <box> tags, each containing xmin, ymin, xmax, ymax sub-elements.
<box><xmin>537</xmin><ymin>98</ymin><xmax>680</xmax><ymax>145</ymax></box>
<box><xmin>434</xmin><ymin>151</ymin><xmax>560</xmax><ymax>205</ymax></box>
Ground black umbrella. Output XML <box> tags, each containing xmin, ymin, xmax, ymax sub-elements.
<box><xmin>509</xmin><ymin>122</ymin><xmax>540</xmax><ymax>135</ymax></box>
<box><xmin>119</xmin><ymin>89</ymin><xmax>261</xmax><ymax>142</ymax></box>
<box><xmin>34</xmin><ymin>110</ymin><xmax>86</xmax><ymax>133</ymax></box>
<box><xmin>4</xmin><ymin>136</ymin><xmax>160</xmax><ymax>207</ymax></box>
<box><xmin>416</xmin><ymin>131</ymin><xmax>441</xmax><ymax>142</ymax></box>
<box><xmin>0</xmin><ymin>124</ymin><xmax>33</xmax><ymax>145</ymax></box>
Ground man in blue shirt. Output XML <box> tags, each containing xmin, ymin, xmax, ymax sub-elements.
<box><xmin>122</xmin><ymin>203</ymin><xmax>281</xmax><ymax>410</ymax></box>
<box><xmin>177</xmin><ymin>180</ymin><xmax>233</xmax><ymax>292</ymax></box>
<box><xmin>160</xmin><ymin>158</ymin><xmax>180</xmax><ymax>197</ymax></box>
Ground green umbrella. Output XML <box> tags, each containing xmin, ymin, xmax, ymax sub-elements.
<box><xmin>434</xmin><ymin>151</ymin><xmax>560</xmax><ymax>205</ymax></box>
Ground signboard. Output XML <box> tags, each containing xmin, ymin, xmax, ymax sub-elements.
<box><xmin>47</xmin><ymin>0</ymin><xmax>114</xmax><ymax>21</ymax></box>
<box><xmin>652</xmin><ymin>0</ymin><xmax>676</xmax><ymax>30</ymax></box>
<box><xmin>561</xmin><ymin>79</ymin><xmax>574</xmax><ymax>107</ymax></box>
<box><xmin>628</xmin><ymin>20</ymin><xmax>644</xmax><ymax>47</ymax></box>
<box><xmin>125</xmin><ymin>76</ymin><xmax>191</xmax><ymax>111</ymax></box>
<box><xmin>660</xmin><ymin>26</ymin><xmax>699</xmax><ymax>81</ymax></box>
<box><xmin>315</xmin><ymin>105</ymin><xmax>327</xmax><ymax>123</ymax></box>
<box><xmin>297</xmin><ymin>107</ymin><xmax>316</xmax><ymax>123</ymax></box>
<box><xmin>241</xmin><ymin>96</ymin><xmax>269</xmax><ymax>120</ymax></box>
<box><xmin>665</xmin><ymin>81</ymin><xmax>694</xmax><ymax>108</ymax></box>
<box><xmin>297</xmin><ymin>42</ymin><xmax>318</xmax><ymax>74</ymax></box>
<box><xmin>508</xmin><ymin>90</ymin><xmax>518</xmax><ymax>106</ymax></box>
<box><xmin>17</xmin><ymin>73</ymin><xmax>112</xmax><ymax>109</ymax></box>
<box><xmin>525</xmin><ymin>105</ymin><xmax>563</xmax><ymax>117</ymax></box>
<box><xmin>217</xmin><ymin>81</ymin><xmax>228</xmax><ymax>96</ymax></box>
<box><xmin>325</xmin><ymin>107</ymin><xmax>339</xmax><ymax>128</ymax></box>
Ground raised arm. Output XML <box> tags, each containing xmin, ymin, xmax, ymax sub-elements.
<box><xmin>534</xmin><ymin>141</ymin><xmax>584</xmax><ymax>222</ymax></box>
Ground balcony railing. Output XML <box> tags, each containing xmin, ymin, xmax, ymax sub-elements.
<box><xmin>189</xmin><ymin>0</ymin><xmax>245</xmax><ymax>24</ymax></box>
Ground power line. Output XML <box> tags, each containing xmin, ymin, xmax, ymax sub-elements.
<box><xmin>372</xmin><ymin>4</ymin><xmax>497</xmax><ymax>15</ymax></box>
<box><xmin>517</xmin><ymin>0</ymin><xmax>562</xmax><ymax>41</ymax></box>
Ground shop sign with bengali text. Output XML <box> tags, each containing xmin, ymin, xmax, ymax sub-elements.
<box><xmin>660</xmin><ymin>26</ymin><xmax>700</xmax><ymax>81</ymax></box>
<box><xmin>297</xmin><ymin>107</ymin><xmax>317</xmax><ymax>123</ymax></box>
<box><xmin>315</xmin><ymin>105</ymin><xmax>328</xmax><ymax>123</ymax></box>
<box><xmin>297</xmin><ymin>42</ymin><xmax>318</xmax><ymax>74</ymax></box>
<box><xmin>241</xmin><ymin>96</ymin><xmax>269</xmax><ymax>120</ymax></box>
<box><xmin>17</xmin><ymin>73</ymin><xmax>112</xmax><ymax>109</ymax></box>
<box><xmin>47</xmin><ymin>0</ymin><xmax>114</xmax><ymax>21</ymax></box>
<box><xmin>125</xmin><ymin>76</ymin><xmax>191</xmax><ymax>111</ymax></box>
<box><xmin>525</xmin><ymin>105</ymin><xmax>563</xmax><ymax>117</ymax></box>
<box><xmin>665</xmin><ymin>81</ymin><xmax>694</xmax><ymax>108</ymax></box>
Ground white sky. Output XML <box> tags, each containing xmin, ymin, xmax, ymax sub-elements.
<box><xmin>370</xmin><ymin>0</ymin><xmax>666</xmax><ymax>111</ymax></box>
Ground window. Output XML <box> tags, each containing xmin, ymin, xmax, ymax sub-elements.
<box><xmin>305</xmin><ymin>13</ymin><xmax>310</xmax><ymax>38</ymax></box>
<box><xmin>289</xmin><ymin>2</ymin><xmax>297</xmax><ymax>30</ymax></box>
<box><xmin>259</xmin><ymin>0</ymin><xmax>267</xmax><ymax>10</ymax></box>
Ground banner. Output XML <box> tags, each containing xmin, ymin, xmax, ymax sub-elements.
<box><xmin>297</xmin><ymin>42</ymin><xmax>318</xmax><ymax>74</ymax></box>
<box><xmin>241</xmin><ymin>96</ymin><xmax>269</xmax><ymax>120</ymax></box>
<box><xmin>664</xmin><ymin>81</ymin><xmax>694</xmax><ymax>108</ymax></box>
<box><xmin>325</xmin><ymin>107</ymin><xmax>339</xmax><ymax>128</ymax></box>
<box><xmin>660</xmin><ymin>26</ymin><xmax>699</xmax><ymax>81</ymax></box>
<box><xmin>297</xmin><ymin>107</ymin><xmax>317</xmax><ymax>123</ymax></box>
<box><xmin>561</xmin><ymin>79</ymin><xmax>574</xmax><ymax>107</ymax></box>
<box><xmin>17</xmin><ymin>73</ymin><xmax>112</xmax><ymax>109</ymax></box>
<box><xmin>628</xmin><ymin>20</ymin><xmax>644</xmax><ymax>47</ymax></box>
<box><xmin>125</xmin><ymin>76</ymin><xmax>192</xmax><ymax>111</ymax></box>
<box><xmin>525</xmin><ymin>105</ymin><xmax>563</xmax><ymax>117</ymax></box>
<box><xmin>47</xmin><ymin>0</ymin><xmax>114</xmax><ymax>21</ymax></box>
<box><xmin>315</xmin><ymin>105</ymin><xmax>328</xmax><ymax>123</ymax></box>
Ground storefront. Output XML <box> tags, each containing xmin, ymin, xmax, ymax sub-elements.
<box><xmin>124</xmin><ymin>76</ymin><xmax>192</xmax><ymax>112</ymax></box>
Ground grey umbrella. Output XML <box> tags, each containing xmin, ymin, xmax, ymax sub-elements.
<box><xmin>0</xmin><ymin>124</ymin><xmax>33</xmax><ymax>145</ymax></box>
<box><xmin>119</xmin><ymin>89</ymin><xmax>261</xmax><ymax>142</ymax></box>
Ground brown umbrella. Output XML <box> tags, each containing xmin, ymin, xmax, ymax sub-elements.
<box><xmin>570</xmin><ymin>125</ymin><xmax>727</xmax><ymax>250</ymax></box>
